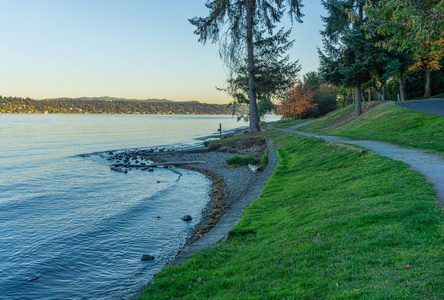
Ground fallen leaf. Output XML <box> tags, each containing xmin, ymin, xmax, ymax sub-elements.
<box><xmin>406</xmin><ymin>265</ymin><xmax>413</xmax><ymax>269</ymax></box>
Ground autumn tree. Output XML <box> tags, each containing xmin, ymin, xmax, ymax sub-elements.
<box><xmin>190</xmin><ymin>0</ymin><xmax>303</xmax><ymax>132</ymax></box>
<box><xmin>301</xmin><ymin>71</ymin><xmax>338</xmax><ymax>117</ymax></box>
<box><xmin>278</xmin><ymin>84</ymin><xmax>317</xmax><ymax>119</ymax></box>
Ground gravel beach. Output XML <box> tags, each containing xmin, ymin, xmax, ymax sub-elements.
<box><xmin>140</xmin><ymin>149</ymin><xmax>263</xmax><ymax>242</ymax></box>
<box><xmin>150</xmin><ymin>150</ymin><xmax>260</xmax><ymax>202</ymax></box>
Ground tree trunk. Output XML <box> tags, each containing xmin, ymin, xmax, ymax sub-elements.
<box><xmin>399</xmin><ymin>78</ymin><xmax>406</xmax><ymax>101</ymax></box>
<box><xmin>383</xmin><ymin>83</ymin><xmax>387</xmax><ymax>101</ymax></box>
<box><xmin>368</xmin><ymin>87</ymin><xmax>372</xmax><ymax>101</ymax></box>
<box><xmin>424</xmin><ymin>69</ymin><xmax>432</xmax><ymax>99</ymax></box>
<box><xmin>373</xmin><ymin>83</ymin><xmax>382</xmax><ymax>101</ymax></box>
<box><xmin>355</xmin><ymin>85</ymin><xmax>362</xmax><ymax>116</ymax></box>
<box><xmin>246</xmin><ymin>0</ymin><xmax>260</xmax><ymax>132</ymax></box>
<box><xmin>375</xmin><ymin>86</ymin><xmax>380</xmax><ymax>101</ymax></box>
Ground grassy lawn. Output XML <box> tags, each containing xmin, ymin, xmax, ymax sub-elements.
<box><xmin>300</xmin><ymin>102</ymin><xmax>444</xmax><ymax>155</ymax></box>
<box><xmin>139</xmin><ymin>133</ymin><xmax>444</xmax><ymax>299</ymax></box>
<box><xmin>271</xmin><ymin>119</ymin><xmax>308</xmax><ymax>128</ymax></box>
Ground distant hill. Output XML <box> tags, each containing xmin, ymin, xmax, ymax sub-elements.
<box><xmin>0</xmin><ymin>95</ymin><xmax>247</xmax><ymax>115</ymax></box>
<box><xmin>41</xmin><ymin>96</ymin><xmax>177</xmax><ymax>103</ymax></box>
<box><xmin>41</xmin><ymin>96</ymin><xmax>203</xmax><ymax>104</ymax></box>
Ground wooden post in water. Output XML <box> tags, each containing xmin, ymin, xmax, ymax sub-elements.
<box><xmin>218</xmin><ymin>123</ymin><xmax>222</xmax><ymax>143</ymax></box>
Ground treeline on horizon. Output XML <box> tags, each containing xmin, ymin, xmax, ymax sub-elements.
<box><xmin>0</xmin><ymin>96</ymin><xmax>248</xmax><ymax>115</ymax></box>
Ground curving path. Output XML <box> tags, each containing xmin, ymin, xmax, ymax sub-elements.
<box><xmin>274</xmin><ymin>121</ymin><xmax>444</xmax><ymax>203</ymax></box>
<box><xmin>398</xmin><ymin>99</ymin><xmax>444</xmax><ymax>116</ymax></box>
<box><xmin>172</xmin><ymin>139</ymin><xmax>278</xmax><ymax>265</ymax></box>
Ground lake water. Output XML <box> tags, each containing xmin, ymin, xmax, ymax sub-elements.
<box><xmin>0</xmin><ymin>114</ymin><xmax>278</xmax><ymax>299</ymax></box>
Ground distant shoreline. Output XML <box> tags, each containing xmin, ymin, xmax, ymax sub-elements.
<box><xmin>0</xmin><ymin>96</ymin><xmax>249</xmax><ymax>115</ymax></box>
<box><xmin>0</xmin><ymin>112</ymin><xmax>237</xmax><ymax>115</ymax></box>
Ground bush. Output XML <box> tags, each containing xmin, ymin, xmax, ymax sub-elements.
<box><xmin>226</xmin><ymin>155</ymin><xmax>259</xmax><ymax>167</ymax></box>
<box><xmin>309</xmin><ymin>84</ymin><xmax>338</xmax><ymax>118</ymax></box>
<box><xmin>261</xmin><ymin>154</ymin><xmax>269</xmax><ymax>166</ymax></box>
<box><xmin>203</xmin><ymin>139</ymin><xmax>219</xmax><ymax>147</ymax></box>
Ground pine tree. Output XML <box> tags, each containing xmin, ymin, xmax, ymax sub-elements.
<box><xmin>365</xmin><ymin>0</ymin><xmax>444</xmax><ymax>99</ymax></box>
<box><xmin>319</xmin><ymin>0</ymin><xmax>373</xmax><ymax>116</ymax></box>
<box><xmin>190</xmin><ymin>0</ymin><xmax>303</xmax><ymax>132</ymax></box>
<box><xmin>222</xmin><ymin>28</ymin><xmax>301</xmax><ymax>121</ymax></box>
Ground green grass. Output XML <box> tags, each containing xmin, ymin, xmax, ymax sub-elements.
<box><xmin>301</xmin><ymin>102</ymin><xmax>444</xmax><ymax>155</ymax></box>
<box><xmin>226</xmin><ymin>155</ymin><xmax>259</xmax><ymax>167</ymax></box>
<box><xmin>139</xmin><ymin>133</ymin><xmax>444</xmax><ymax>299</ymax></box>
<box><xmin>273</xmin><ymin>119</ymin><xmax>308</xmax><ymax>128</ymax></box>
<box><xmin>260</xmin><ymin>153</ymin><xmax>268</xmax><ymax>165</ymax></box>
<box><xmin>203</xmin><ymin>139</ymin><xmax>219</xmax><ymax>147</ymax></box>
<box><xmin>432</xmin><ymin>92</ymin><xmax>444</xmax><ymax>99</ymax></box>
<box><xmin>410</xmin><ymin>92</ymin><xmax>444</xmax><ymax>100</ymax></box>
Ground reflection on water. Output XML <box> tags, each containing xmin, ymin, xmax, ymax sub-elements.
<box><xmin>0</xmin><ymin>114</ymin><xmax>282</xmax><ymax>299</ymax></box>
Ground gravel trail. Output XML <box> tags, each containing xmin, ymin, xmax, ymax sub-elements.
<box><xmin>398</xmin><ymin>99</ymin><xmax>444</xmax><ymax>116</ymax></box>
<box><xmin>152</xmin><ymin>140</ymin><xmax>278</xmax><ymax>265</ymax></box>
<box><xmin>274</xmin><ymin>122</ymin><xmax>444</xmax><ymax>202</ymax></box>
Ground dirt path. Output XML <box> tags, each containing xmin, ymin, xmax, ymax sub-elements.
<box><xmin>274</xmin><ymin>122</ymin><xmax>444</xmax><ymax>203</ymax></box>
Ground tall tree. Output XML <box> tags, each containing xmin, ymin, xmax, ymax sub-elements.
<box><xmin>319</xmin><ymin>0</ymin><xmax>373</xmax><ymax>116</ymax></box>
<box><xmin>222</xmin><ymin>29</ymin><xmax>301</xmax><ymax>121</ymax></box>
<box><xmin>190</xmin><ymin>0</ymin><xmax>303</xmax><ymax>132</ymax></box>
<box><xmin>365</xmin><ymin>0</ymin><xmax>444</xmax><ymax>98</ymax></box>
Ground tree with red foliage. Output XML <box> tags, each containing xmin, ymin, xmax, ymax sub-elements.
<box><xmin>278</xmin><ymin>85</ymin><xmax>318</xmax><ymax>120</ymax></box>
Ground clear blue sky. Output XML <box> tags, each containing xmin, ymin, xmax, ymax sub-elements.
<box><xmin>0</xmin><ymin>0</ymin><xmax>326</xmax><ymax>104</ymax></box>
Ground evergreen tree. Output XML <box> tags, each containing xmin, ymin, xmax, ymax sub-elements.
<box><xmin>190</xmin><ymin>0</ymin><xmax>303</xmax><ymax>132</ymax></box>
<box><xmin>319</xmin><ymin>0</ymin><xmax>372</xmax><ymax>116</ymax></box>
<box><xmin>319</xmin><ymin>0</ymin><xmax>408</xmax><ymax>113</ymax></box>
<box><xmin>222</xmin><ymin>28</ymin><xmax>301</xmax><ymax>121</ymax></box>
<box><xmin>365</xmin><ymin>0</ymin><xmax>444</xmax><ymax>99</ymax></box>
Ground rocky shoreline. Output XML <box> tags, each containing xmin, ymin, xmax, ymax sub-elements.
<box><xmin>103</xmin><ymin>138</ymin><xmax>266</xmax><ymax>247</ymax></box>
<box><xmin>142</xmin><ymin>149</ymin><xmax>263</xmax><ymax>245</ymax></box>
<box><xmin>107</xmin><ymin>137</ymin><xmax>270</xmax><ymax>247</ymax></box>
<box><xmin>119</xmin><ymin>134</ymin><xmax>271</xmax><ymax>299</ymax></box>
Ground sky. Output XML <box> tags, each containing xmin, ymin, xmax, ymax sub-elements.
<box><xmin>0</xmin><ymin>0</ymin><xmax>326</xmax><ymax>104</ymax></box>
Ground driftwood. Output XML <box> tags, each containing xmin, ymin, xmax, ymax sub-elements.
<box><xmin>110</xmin><ymin>166</ymin><xmax>127</xmax><ymax>173</ymax></box>
<box><xmin>248</xmin><ymin>164</ymin><xmax>263</xmax><ymax>172</ymax></box>
<box><xmin>111</xmin><ymin>161</ymin><xmax>206</xmax><ymax>168</ymax></box>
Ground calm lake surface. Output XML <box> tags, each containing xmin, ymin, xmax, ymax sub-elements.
<box><xmin>0</xmin><ymin>114</ymin><xmax>278</xmax><ymax>299</ymax></box>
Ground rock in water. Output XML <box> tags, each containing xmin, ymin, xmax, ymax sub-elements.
<box><xmin>141</xmin><ymin>254</ymin><xmax>155</xmax><ymax>261</ymax></box>
<box><xmin>29</xmin><ymin>274</ymin><xmax>40</xmax><ymax>281</ymax></box>
<box><xmin>181</xmin><ymin>215</ymin><xmax>192</xmax><ymax>221</ymax></box>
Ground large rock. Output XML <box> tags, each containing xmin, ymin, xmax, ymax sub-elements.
<box><xmin>181</xmin><ymin>215</ymin><xmax>192</xmax><ymax>221</ymax></box>
<box><xmin>248</xmin><ymin>164</ymin><xmax>262</xmax><ymax>172</ymax></box>
<box><xmin>141</xmin><ymin>254</ymin><xmax>155</xmax><ymax>261</ymax></box>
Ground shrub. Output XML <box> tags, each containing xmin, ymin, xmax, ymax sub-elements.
<box><xmin>309</xmin><ymin>84</ymin><xmax>338</xmax><ymax>118</ymax></box>
<box><xmin>226</xmin><ymin>155</ymin><xmax>259</xmax><ymax>167</ymax></box>
<box><xmin>261</xmin><ymin>154</ymin><xmax>269</xmax><ymax>166</ymax></box>
<box><xmin>203</xmin><ymin>139</ymin><xmax>219</xmax><ymax>147</ymax></box>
